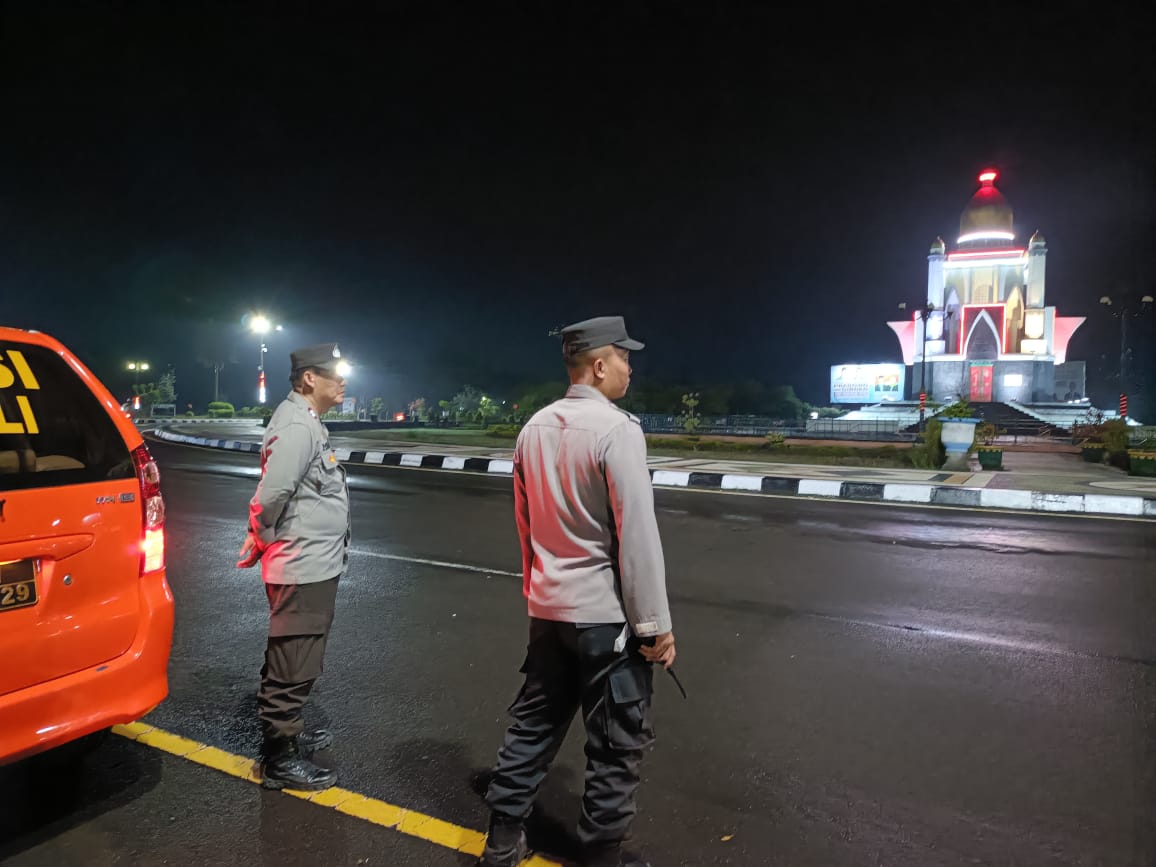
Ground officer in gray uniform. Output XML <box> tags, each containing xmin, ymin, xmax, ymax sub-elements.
<box><xmin>480</xmin><ymin>317</ymin><xmax>676</xmax><ymax>867</ymax></box>
<box><xmin>237</xmin><ymin>342</ymin><xmax>351</xmax><ymax>792</ymax></box>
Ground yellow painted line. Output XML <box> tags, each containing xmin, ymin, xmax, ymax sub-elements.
<box><xmin>115</xmin><ymin>720</ymin><xmax>156</xmax><ymax>739</ymax></box>
<box><xmin>187</xmin><ymin>745</ymin><xmax>262</xmax><ymax>782</ymax></box>
<box><xmin>112</xmin><ymin>723</ymin><xmax>558</xmax><ymax>864</ymax></box>
<box><xmin>133</xmin><ymin>728</ymin><xmax>205</xmax><ymax>757</ymax></box>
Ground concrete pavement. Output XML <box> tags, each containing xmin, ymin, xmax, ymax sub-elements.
<box><xmin>152</xmin><ymin>422</ymin><xmax>1156</xmax><ymax>519</ymax></box>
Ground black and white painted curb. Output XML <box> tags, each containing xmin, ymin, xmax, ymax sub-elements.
<box><xmin>153</xmin><ymin>417</ymin><xmax>252</xmax><ymax>424</ymax></box>
<box><xmin>151</xmin><ymin>428</ymin><xmax>1156</xmax><ymax>519</ymax></box>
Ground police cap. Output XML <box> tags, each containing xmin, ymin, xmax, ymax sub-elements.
<box><xmin>290</xmin><ymin>343</ymin><xmax>343</xmax><ymax>374</ymax></box>
<box><xmin>560</xmin><ymin>316</ymin><xmax>644</xmax><ymax>359</ymax></box>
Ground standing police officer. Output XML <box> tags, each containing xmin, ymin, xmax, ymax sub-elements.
<box><xmin>237</xmin><ymin>343</ymin><xmax>352</xmax><ymax>792</ymax></box>
<box><xmin>480</xmin><ymin>317</ymin><xmax>676</xmax><ymax>867</ymax></box>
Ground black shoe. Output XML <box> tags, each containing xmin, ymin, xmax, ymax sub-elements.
<box><xmin>260</xmin><ymin>736</ymin><xmax>338</xmax><ymax>792</ymax></box>
<box><xmin>298</xmin><ymin>728</ymin><xmax>334</xmax><ymax>753</ymax></box>
<box><xmin>477</xmin><ymin>814</ymin><xmax>529</xmax><ymax>867</ymax></box>
<box><xmin>583</xmin><ymin>842</ymin><xmax>653</xmax><ymax>867</ymax></box>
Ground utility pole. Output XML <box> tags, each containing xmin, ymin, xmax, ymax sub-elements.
<box><xmin>1100</xmin><ymin>294</ymin><xmax>1154</xmax><ymax>419</ymax></box>
<box><xmin>898</xmin><ymin>300</ymin><xmax>951</xmax><ymax>432</ymax></box>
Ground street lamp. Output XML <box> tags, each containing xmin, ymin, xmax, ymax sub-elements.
<box><xmin>898</xmin><ymin>301</ymin><xmax>952</xmax><ymax>431</ymax></box>
<box><xmin>1099</xmin><ymin>294</ymin><xmax>1154</xmax><ymax>419</ymax></box>
<box><xmin>249</xmin><ymin>314</ymin><xmax>283</xmax><ymax>404</ymax></box>
<box><xmin>126</xmin><ymin>360</ymin><xmax>150</xmax><ymax>381</ymax></box>
<box><xmin>126</xmin><ymin>361</ymin><xmax>150</xmax><ymax>412</ymax></box>
<box><xmin>126</xmin><ymin>361</ymin><xmax>150</xmax><ymax>396</ymax></box>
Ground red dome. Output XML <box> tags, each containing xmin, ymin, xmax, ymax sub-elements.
<box><xmin>959</xmin><ymin>169</ymin><xmax>1014</xmax><ymax>243</ymax></box>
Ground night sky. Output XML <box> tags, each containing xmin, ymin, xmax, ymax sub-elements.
<box><xmin>3</xmin><ymin>2</ymin><xmax>1153</xmax><ymax>414</ymax></box>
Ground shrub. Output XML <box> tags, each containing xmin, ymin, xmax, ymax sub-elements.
<box><xmin>235</xmin><ymin>405</ymin><xmax>274</xmax><ymax>419</ymax></box>
<box><xmin>207</xmin><ymin>401</ymin><xmax>235</xmax><ymax>419</ymax></box>
<box><xmin>938</xmin><ymin>400</ymin><xmax>975</xmax><ymax>419</ymax></box>
<box><xmin>909</xmin><ymin>419</ymin><xmax>945</xmax><ymax>468</ymax></box>
<box><xmin>974</xmin><ymin>422</ymin><xmax>1002</xmax><ymax>446</ymax></box>
<box><xmin>486</xmin><ymin>424</ymin><xmax>523</xmax><ymax>438</ymax></box>
<box><xmin>1101</xmin><ymin>419</ymin><xmax>1130</xmax><ymax>455</ymax></box>
<box><xmin>639</xmin><ymin>436</ymin><xmax>919</xmax><ymax>467</ymax></box>
<box><xmin>676</xmin><ymin>392</ymin><xmax>701</xmax><ymax>435</ymax></box>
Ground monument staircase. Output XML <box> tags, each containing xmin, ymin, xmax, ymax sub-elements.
<box><xmin>903</xmin><ymin>401</ymin><xmax>1066</xmax><ymax>437</ymax></box>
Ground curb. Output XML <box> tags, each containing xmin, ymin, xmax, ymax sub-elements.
<box><xmin>139</xmin><ymin>417</ymin><xmax>255</xmax><ymax>424</ymax></box>
<box><xmin>150</xmin><ymin>428</ymin><xmax>1156</xmax><ymax>520</ymax></box>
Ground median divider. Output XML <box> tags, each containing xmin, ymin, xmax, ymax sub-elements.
<box><xmin>150</xmin><ymin>427</ymin><xmax>1156</xmax><ymax>520</ymax></box>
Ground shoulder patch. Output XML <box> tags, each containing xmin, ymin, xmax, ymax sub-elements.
<box><xmin>613</xmin><ymin>405</ymin><xmax>641</xmax><ymax>424</ymax></box>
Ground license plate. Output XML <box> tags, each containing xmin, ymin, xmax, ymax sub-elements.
<box><xmin>0</xmin><ymin>560</ymin><xmax>38</xmax><ymax>611</ymax></box>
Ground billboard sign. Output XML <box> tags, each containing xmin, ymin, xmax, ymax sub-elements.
<box><xmin>830</xmin><ymin>363</ymin><xmax>905</xmax><ymax>404</ymax></box>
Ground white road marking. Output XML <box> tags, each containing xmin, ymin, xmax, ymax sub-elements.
<box><xmin>180</xmin><ymin>514</ymin><xmax>521</xmax><ymax>577</ymax></box>
<box><xmin>353</xmin><ymin>549</ymin><xmax>520</xmax><ymax>578</ymax></box>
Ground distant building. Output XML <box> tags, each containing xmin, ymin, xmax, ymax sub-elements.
<box><xmin>887</xmin><ymin>170</ymin><xmax>1086</xmax><ymax>404</ymax></box>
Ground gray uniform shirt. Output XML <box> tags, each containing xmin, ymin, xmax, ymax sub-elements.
<box><xmin>248</xmin><ymin>391</ymin><xmax>351</xmax><ymax>585</ymax></box>
<box><xmin>514</xmin><ymin>384</ymin><xmax>672</xmax><ymax>636</ymax></box>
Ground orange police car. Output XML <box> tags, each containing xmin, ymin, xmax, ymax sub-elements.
<box><xmin>0</xmin><ymin>327</ymin><xmax>174</xmax><ymax>764</ymax></box>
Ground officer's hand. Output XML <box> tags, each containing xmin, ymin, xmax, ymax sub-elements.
<box><xmin>236</xmin><ymin>533</ymin><xmax>263</xmax><ymax>569</ymax></box>
<box><xmin>640</xmin><ymin>631</ymin><xmax>676</xmax><ymax>669</ymax></box>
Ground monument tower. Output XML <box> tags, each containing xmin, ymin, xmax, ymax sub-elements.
<box><xmin>887</xmin><ymin>170</ymin><xmax>1087</xmax><ymax>404</ymax></box>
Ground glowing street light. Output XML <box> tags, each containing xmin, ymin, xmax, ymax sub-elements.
<box><xmin>248</xmin><ymin>314</ymin><xmax>283</xmax><ymax>404</ymax></box>
<box><xmin>126</xmin><ymin>360</ymin><xmax>150</xmax><ymax>386</ymax></box>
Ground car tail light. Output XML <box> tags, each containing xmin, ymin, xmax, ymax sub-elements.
<box><xmin>131</xmin><ymin>444</ymin><xmax>165</xmax><ymax>574</ymax></box>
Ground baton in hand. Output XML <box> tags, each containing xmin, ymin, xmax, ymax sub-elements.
<box><xmin>640</xmin><ymin>636</ymin><xmax>687</xmax><ymax>699</ymax></box>
<box><xmin>665</xmin><ymin>666</ymin><xmax>688</xmax><ymax>699</ymax></box>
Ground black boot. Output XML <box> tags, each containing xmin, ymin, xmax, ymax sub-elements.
<box><xmin>477</xmin><ymin>813</ymin><xmax>528</xmax><ymax>867</ymax></box>
<box><xmin>260</xmin><ymin>735</ymin><xmax>338</xmax><ymax>792</ymax></box>
<box><xmin>583</xmin><ymin>842</ymin><xmax>653</xmax><ymax>867</ymax></box>
<box><xmin>298</xmin><ymin>729</ymin><xmax>334</xmax><ymax>753</ymax></box>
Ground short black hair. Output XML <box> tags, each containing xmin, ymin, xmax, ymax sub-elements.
<box><xmin>289</xmin><ymin>366</ymin><xmax>323</xmax><ymax>388</ymax></box>
<box><xmin>563</xmin><ymin>344</ymin><xmax>623</xmax><ymax>370</ymax></box>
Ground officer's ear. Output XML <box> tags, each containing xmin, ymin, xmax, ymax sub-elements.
<box><xmin>590</xmin><ymin>354</ymin><xmax>607</xmax><ymax>381</ymax></box>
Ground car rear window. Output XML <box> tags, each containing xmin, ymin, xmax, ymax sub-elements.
<box><xmin>0</xmin><ymin>341</ymin><xmax>134</xmax><ymax>492</ymax></box>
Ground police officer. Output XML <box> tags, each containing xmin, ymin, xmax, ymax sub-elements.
<box><xmin>237</xmin><ymin>342</ymin><xmax>352</xmax><ymax>792</ymax></box>
<box><xmin>480</xmin><ymin>317</ymin><xmax>676</xmax><ymax>867</ymax></box>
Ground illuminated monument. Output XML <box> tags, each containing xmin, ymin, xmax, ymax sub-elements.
<box><xmin>887</xmin><ymin>170</ymin><xmax>1087</xmax><ymax>405</ymax></box>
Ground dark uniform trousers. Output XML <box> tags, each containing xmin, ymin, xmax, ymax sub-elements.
<box><xmin>486</xmin><ymin>618</ymin><xmax>656</xmax><ymax>849</ymax></box>
<box><xmin>258</xmin><ymin>577</ymin><xmax>340</xmax><ymax>740</ymax></box>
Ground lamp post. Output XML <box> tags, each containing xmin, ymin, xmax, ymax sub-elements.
<box><xmin>898</xmin><ymin>301</ymin><xmax>951</xmax><ymax>431</ymax></box>
<box><xmin>126</xmin><ymin>360</ymin><xmax>150</xmax><ymax>384</ymax></box>
<box><xmin>249</xmin><ymin>315</ymin><xmax>283</xmax><ymax>405</ymax></box>
<box><xmin>126</xmin><ymin>361</ymin><xmax>150</xmax><ymax>413</ymax></box>
<box><xmin>1100</xmin><ymin>294</ymin><xmax>1154</xmax><ymax>419</ymax></box>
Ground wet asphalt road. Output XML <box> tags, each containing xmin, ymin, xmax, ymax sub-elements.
<box><xmin>2</xmin><ymin>439</ymin><xmax>1154</xmax><ymax>867</ymax></box>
